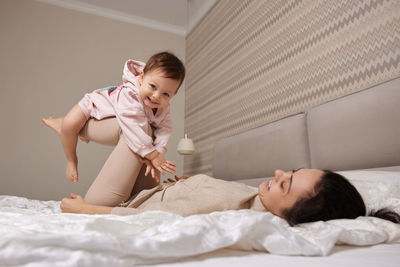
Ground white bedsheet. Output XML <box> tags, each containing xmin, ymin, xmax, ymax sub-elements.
<box><xmin>156</xmin><ymin>244</ymin><xmax>400</xmax><ymax>267</ymax></box>
<box><xmin>0</xmin><ymin>192</ymin><xmax>399</xmax><ymax>266</ymax></box>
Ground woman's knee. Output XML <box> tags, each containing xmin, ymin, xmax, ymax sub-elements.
<box><xmin>80</xmin><ymin>117</ymin><xmax>121</xmax><ymax>146</ymax></box>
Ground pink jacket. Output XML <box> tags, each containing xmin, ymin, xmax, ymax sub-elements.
<box><xmin>78</xmin><ymin>60</ymin><xmax>173</xmax><ymax>157</ymax></box>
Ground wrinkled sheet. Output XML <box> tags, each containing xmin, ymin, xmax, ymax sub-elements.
<box><xmin>0</xmin><ymin>193</ymin><xmax>399</xmax><ymax>266</ymax></box>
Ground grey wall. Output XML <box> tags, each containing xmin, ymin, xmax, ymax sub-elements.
<box><xmin>184</xmin><ymin>0</ymin><xmax>400</xmax><ymax>175</ymax></box>
<box><xmin>0</xmin><ymin>0</ymin><xmax>185</xmax><ymax>200</ymax></box>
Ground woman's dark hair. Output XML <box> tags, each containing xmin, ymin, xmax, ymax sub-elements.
<box><xmin>144</xmin><ymin>51</ymin><xmax>186</xmax><ymax>90</ymax></box>
<box><xmin>282</xmin><ymin>170</ymin><xmax>400</xmax><ymax>226</ymax></box>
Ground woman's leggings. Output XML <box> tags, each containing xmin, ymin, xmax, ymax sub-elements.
<box><xmin>78</xmin><ymin>117</ymin><xmax>158</xmax><ymax>206</ymax></box>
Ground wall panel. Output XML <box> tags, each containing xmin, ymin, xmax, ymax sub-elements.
<box><xmin>185</xmin><ymin>0</ymin><xmax>400</xmax><ymax>175</ymax></box>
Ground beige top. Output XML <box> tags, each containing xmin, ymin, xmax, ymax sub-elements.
<box><xmin>111</xmin><ymin>174</ymin><xmax>266</xmax><ymax>216</ymax></box>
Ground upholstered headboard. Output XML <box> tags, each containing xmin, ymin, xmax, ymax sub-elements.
<box><xmin>213</xmin><ymin>78</ymin><xmax>400</xmax><ymax>183</ymax></box>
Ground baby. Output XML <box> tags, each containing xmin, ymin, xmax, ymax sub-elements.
<box><xmin>42</xmin><ymin>51</ymin><xmax>185</xmax><ymax>183</ymax></box>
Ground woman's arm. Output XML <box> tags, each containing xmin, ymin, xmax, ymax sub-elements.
<box><xmin>61</xmin><ymin>174</ymin><xmax>192</xmax><ymax>214</ymax></box>
<box><xmin>60</xmin><ymin>193</ymin><xmax>112</xmax><ymax>214</ymax></box>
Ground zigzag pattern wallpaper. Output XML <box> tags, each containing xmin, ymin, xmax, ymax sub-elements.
<box><xmin>184</xmin><ymin>0</ymin><xmax>400</xmax><ymax>175</ymax></box>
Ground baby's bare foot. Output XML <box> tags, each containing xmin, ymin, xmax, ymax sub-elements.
<box><xmin>66</xmin><ymin>160</ymin><xmax>78</xmax><ymax>182</ymax></box>
<box><xmin>41</xmin><ymin>117</ymin><xmax>63</xmax><ymax>136</ymax></box>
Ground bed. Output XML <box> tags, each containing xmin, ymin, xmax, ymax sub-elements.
<box><xmin>1</xmin><ymin>78</ymin><xmax>399</xmax><ymax>266</ymax></box>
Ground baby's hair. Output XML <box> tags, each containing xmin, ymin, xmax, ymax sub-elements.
<box><xmin>144</xmin><ymin>51</ymin><xmax>186</xmax><ymax>90</ymax></box>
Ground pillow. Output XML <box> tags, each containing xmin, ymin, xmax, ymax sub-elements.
<box><xmin>337</xmin><ymin>170</ymin><xmax>400</xmax><ymax>214</ymax></box>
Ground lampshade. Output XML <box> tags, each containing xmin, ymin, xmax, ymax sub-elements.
<box><xmin>177</xmin><ymin>134</ymin><xmax>195</xmax><ymax>155</ymax></box>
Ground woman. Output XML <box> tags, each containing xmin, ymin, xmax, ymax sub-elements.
<box><xmin>61</xmin><ymin>165</ymin><xmax>400</xmax><ymax>225</ymax></box>
<box><xmin>57</xmin><ymin>118</ymin><xmax>399</xmax><ymax>225</ymax></box>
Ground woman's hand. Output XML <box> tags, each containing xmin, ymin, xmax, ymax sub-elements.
<box><xmin>60</xmin><ymin>193</ymin><xmax>112</xmax><ymax>214</ymax></box>
<box><xmin>163</xmin><ymin>174</ymin><xmax>191</xmax><ymax>183</ymax></box>
<box><xmin>60</xmin><ymin>193</ymin><xmax>88</xmax><ymax>214</ymax></box>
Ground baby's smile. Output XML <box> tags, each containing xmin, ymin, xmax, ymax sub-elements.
<box><xmin>147</xmin><ymin>96</ymin><xmax>159</xmax><ymax>105</ymax></box>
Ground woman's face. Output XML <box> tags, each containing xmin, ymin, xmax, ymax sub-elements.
<box><xmin>258</xmin><ymin>169</ymin><xmax>323</xmax><ymax>217</ymax></box>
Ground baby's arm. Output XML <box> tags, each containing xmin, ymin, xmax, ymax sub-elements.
<box><xmin>152</xmin><ymin>108</ymin><xmax>173</xmax><ymax>155</ymax></box>
<box><xmin>114</xmin><ymin>90</ymin><xmax>175</xmax><ymax>174</ymax></box>
<box><xmin>145</xmin><ymin>150</ymin><xmax>176</xmax><ymax>175</ymax></box>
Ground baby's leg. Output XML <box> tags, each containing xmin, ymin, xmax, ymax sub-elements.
<box><xmin>61</xmin><ymin>104</ymin><xmax>88</xmax><ymax>182</ymax></box>
<box><xmin>84</xmin><ymin>134</ymin><xmax>144</xmax><ymax>206</ymax></box>
<box><xmin>42</xmin><ymin>117</ymin><xmax>88</xmax><ymax>143</ymax></box>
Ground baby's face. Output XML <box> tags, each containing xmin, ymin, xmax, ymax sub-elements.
<box><xmin>138</xmin><ymin>69</ymin><xmax>180</xmax><ymax>109</ymax></box>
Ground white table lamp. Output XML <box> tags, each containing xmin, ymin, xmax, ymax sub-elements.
<box><xmin>177</xmin><ymin>134</ymin><xmax>195</xmax><ymax>155</ymax></box>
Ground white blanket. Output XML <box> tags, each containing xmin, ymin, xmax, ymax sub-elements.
<box><xmin>0</xmin><ymin>170</ymin><xmax>399</xmax><ymax>266</ymax></box>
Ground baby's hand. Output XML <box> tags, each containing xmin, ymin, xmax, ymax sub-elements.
<box><xmin>151</xmin><ymin>154</ymin><xmax>176</xmax><ymax>175</ymax></box>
